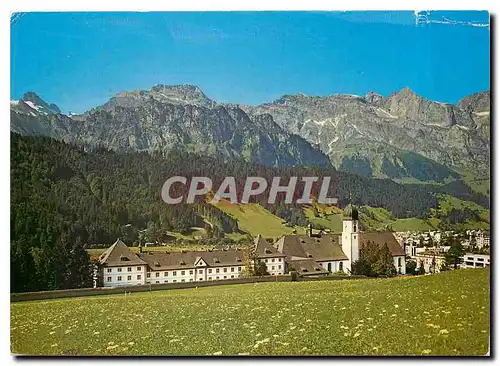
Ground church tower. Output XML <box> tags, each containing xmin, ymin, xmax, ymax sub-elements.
<box><xmin>341</xmin><ymin>204</ymin><xmax>360</xmax><ymax>273</ymax></box>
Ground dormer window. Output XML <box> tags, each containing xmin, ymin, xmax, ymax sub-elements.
<box><xmin>213</xmin><ymin>258</ymin><xmax>220</xmax><ymax>263</ymax></box>
<box><xmin>180</xmin><ymin>260</ymin><xmax>186</xmax><ymax>265</ymax></box>
<box><xmin>236</xmin><ymin>257</ymin><xmax>242</xmax><ymax>262</ymax></box>
<box><xmin>154</xmin><ymin>261</ymin><xmax>160</xmax><ymax>267</ymax></box>
<box><xmin>120</xmin><ymin>255</ymin><xmax>130</xmax><ymax>261</ymax></box>
<box><xmin>265</xmin><ymin>248</ymin><xmax>272</xmax><ymax>254</ymax></box>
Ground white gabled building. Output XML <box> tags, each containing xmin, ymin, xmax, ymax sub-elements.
<box><xmin>253</xmin><ymin>235</ymin><xmax>286</xmax><ymax>275</ymax></box>
<box><xmin>98</xmin><ymin>240</ymin><xmax>148</xmax><ymax>287</ymax></box>
<box><xmin>98</xmin><ymin>205</ymin><xmax>408</xmax><ymax>287</ymax></box>
<box><xmin>98</xmin><ymin>237</ymin><xmax>287</xmax><ymax>287</ymax></box>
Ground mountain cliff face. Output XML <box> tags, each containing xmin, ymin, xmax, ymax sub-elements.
<box><xmin>240</xmin><ymin>88</ymin><xmax>490</xmax><ymax>181</ymax></box>
<box><xmin>10</xmin><ymin>85</ymin><xmax>490</xmax><ymax>181</ymax></box>
<box><xmin>10</xmin><ymin>86</ymin><xmax>332</xmax><ymax>169</ymax></box>
<box><xmin>457</xmin><ymin>91</ymin><xmax>490</xmax><ymax>143</ymax></box>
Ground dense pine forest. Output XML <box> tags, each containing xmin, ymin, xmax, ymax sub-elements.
<box><xmin>10</xmin><ymin>133</ymin><xmax>488</xmax><ymax>292</ymax></box>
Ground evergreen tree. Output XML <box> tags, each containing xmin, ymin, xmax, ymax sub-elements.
<box><xmin>64</xmin><ymin>239</ymin><xmax>93</xmax><ymax>289</ymax></box>
<box><xmin>373</xmin><ymin>243</ymin><xmax>396</xmax><ymax>276</ymax></box>
<box><xmin>253</xmin><ymin>259</ymin><xmax>269</xmax><ymax>276</ymax></box>
<box><xmin>445</xmin><ymin>239</ymin><xmax>466</xmax><ymax>269</ymax></box>
<box><xmin>417</xmin><ymin>260</ymin><xmax>426</xmax><ymax>275</ymax></box>
<box><xmin>352</xmin><ymin>241</ymin><xmax>396</xmax><ymax>277</ymax></box>
<box><xmin>430</xmin><ymin>255</ymin><xmax>437</xmax><ymax>274</ymax></box>
<box><xmin>406</xmin><ymin>259</ymin><xmax>417</xmax><ymax>275</ymax></box>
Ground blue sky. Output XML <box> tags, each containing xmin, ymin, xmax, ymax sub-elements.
<box><xmin>11</xmin><ymin>11</ymin><xmax>490</xmax><ymax>113</ymax></box>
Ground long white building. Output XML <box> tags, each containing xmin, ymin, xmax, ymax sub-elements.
<box><xmin>98</xmin><ymin>204</ymin><xmax>407</xmax><ymax>287</ymax></box>
<box><xmin>99</xmin><ymin>237</ymin><xmax>285</xmax><ymax>287</ymax></box>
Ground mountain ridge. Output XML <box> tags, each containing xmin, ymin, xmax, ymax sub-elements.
<box><xmin>240</xmin><ymin>86</ymin><xmax>490</xmax><ymax>181</ymax></box>
<box><xmin>10</xmin><ymin>85</ymin><xmax>490</xmax><ymax>183</ymax></box>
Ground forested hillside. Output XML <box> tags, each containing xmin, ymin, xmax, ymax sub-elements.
<box><xmin>10</xmin><ymin>133</ymin><xmax>489</xmax><ymax>292</ymax></box>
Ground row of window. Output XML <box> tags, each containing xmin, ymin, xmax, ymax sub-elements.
<box><xmin>464</xmin><ymin>262</ymin><xmax>489</xmax><ymax>267</ymax></box>
<box><xmin>467</xmin><ymin>256</ymin><xmax>488</xmax><ymax>262</ymax></box>
<box><xmin>267</xmin><ymin>265</ymin><xmax>282</xmax><ymax>270</ymax></box>
<box><xmin>106</xmin><ymin>272</ymin><xmax>246</xmax><ymax>283</ymax></box>
<box><xmin>107</xmin><ymin>275</ymin><xmax>142</xmax><ymax>282</ymax></box>
<box><xmin>106</xmin><ymin>266</ymin><xmax>142</xmax><ymax>273</ymax></box>
<box><xmin>150</xmin><ymin>275</ymin><xmax>239</xmax><ymax>284</ymax></box>
<box><xmin>105</xmin><ymin>262</ymin><xmax>288</xmax><ymax>275</ymax></box>
<box><xmin>325</xmin><ymin>262</ymin><xmax>343</xmax><ymax>272</ymax></box>
<box><xmin>263</xmin><ymin>258</ymin><xmax>283</xmax><ymax>263</ymax></box>
<box><xmin>146</xmin><ymin>267</ymin><xmax>243</xmax><ymax>278</ymax></box>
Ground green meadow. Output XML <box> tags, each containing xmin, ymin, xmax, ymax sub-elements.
<box><xmin>213</xmin><ymin>201</ymin><xmax>305</xmax><ymax>238</ymax></box>
<box><xmin>11</xmin><ymin>269</ymin><xmax>489</xmax><ymax>356</ymax></box>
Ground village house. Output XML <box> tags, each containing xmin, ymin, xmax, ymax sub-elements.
<box><xmin>98</xmin><ymin>204</ymin><xmax>407</xmax><ymax>287</ymax></box>
<box><xmin>462</xmin><ymin>253</ymin><xmax>490</xmax><ymax>269</ymax></box>
<box><xmin>414</xmin><ymin>251</ymin><xmax>447</xmax><ymax>273</ymax></box>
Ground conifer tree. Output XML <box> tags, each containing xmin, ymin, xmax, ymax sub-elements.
<box><xmin>445</xmin><ymin>239</ymin><xmax>466</xmax><ymax>269</ymax></box>
<box><xmin>373</xmin><ymin>243</ymin><xmax>396</xmax><ymax>276</ymax></box>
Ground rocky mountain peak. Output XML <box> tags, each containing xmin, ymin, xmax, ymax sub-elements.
<box><xmin>457</xmin><ymin>91</ymin><xmax>490</xmax><ymax>114</ymax></box>
<box><xmin>365</xmin><ymin>91</ymin><xmax>384</xmax><ymax>105</ymax></box>
<box><xmin>397</xmin><ymin>86</ymin><xmax>417</xmax><ymax>97</ymax></box>
<box><xmin>274</xmin><ymin>94</ymin><xmax>306</xmax><ymax>104</ymax></box>
<box><xmin>96</xmin><ymin>84</ymin><xmax>215</xmax><ymax>113</ymax></box>
<box><xmin>149</xmin><ymin>84</ymin><xmax>213</xmax><ymax>107</ymax></box>
<box><xmin>22</xmin><ymin>92</ymin><xmax>61</xmax><ymax>114</ymax></box>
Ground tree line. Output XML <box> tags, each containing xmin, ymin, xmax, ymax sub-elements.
<box><xmin>11</xmin><ymin>132</ymin><xmax>483</xmax><ymax>291</ymax></box>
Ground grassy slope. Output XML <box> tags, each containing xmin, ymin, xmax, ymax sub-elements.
<box><xmin>86</xmin><ymin>192</ymin><xmax>489</xmax><ymax>253</ymax></box>
<box><xmin>11</xmin><ymin>269</ymin><xmax>490</xmax><ymax>356</ymax></box>
<box><xmin>303</xmin><ymin>204</ymin><xmax>343</xmax><ymax>232</ymax></box>
<box><xmin>360</xmin><ymin>206</ymin><xmax>436</xmax><ymax>232</ymax></box>
<box><xmin>213</xmin><ymin>192</ymin><xmax>489</xmax><ymax>237</ymax></box>
<box><xmin>435</xmin><ymin>194</ymin><xmax>490</xmax><ymax>220</ymax></box>
<box><xmin>464</xmin><ymin>178</ymin><xmax>490</xmax><ymax>197</ymax></box>
<box><xmin>358</xmin><ymin>194</ymin><xmax>490</xmax><ymax>232</ymax></box>
<box><xmin>432</xmin><ymin>194</ymin><xmax>490</xmax><ymax>230</ymax></box>
<box><xmin>453</xmin><ymin>168</ymin><xmax>490</xmax><ymax>197</ymax></box>
<box><xmin>212</xmin><ymin>200</ymin><xmax>306</xmax><ymax>239</ymax></box>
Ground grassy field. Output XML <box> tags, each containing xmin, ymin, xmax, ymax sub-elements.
<box><xmin>390</xmin><ymin>218</ymin><xmax>434</xmax><ymax>232</ymax></box>
<box><xmin>359</xmin><ymin>206</ymin><xmax>435</xmax><ymax>232</ymax></box>
<box><xmin>11</xmin><ymin>269</ymin><xmax>490</xmax><ymax>356</ymax></box>
<box><xmin>303</xmin><ymin>205</ymin><xmax>343</xmax><ymax>232</ymax></box>
<box><xmin>213</xmin><ymin>201</ymin><xmax>305</xmax><ymax>238</ymax></box>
